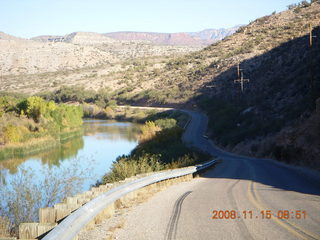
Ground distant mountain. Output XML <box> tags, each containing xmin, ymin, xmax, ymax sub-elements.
<box><xmin>104</xmin><ymin>26</ymin><xmax>240</xmax><ymax>46</ymax></box>
<box><xmin>188</xmin><ymin>25</ymin><xmax>242</xmax><ymax>43</ymax></box>
<box><xmin>29</xmin><ymin>27</ymin><xmax>239</xmax><ymax>47</ymax></box>
<box><xmin>0</xmin><ymin>32</ymin><xmax>26</xmax><ymax>41</ymax></box>
<box><xmin>31</xmin><ymin>32</ymin><xmax>117</xmax><ymax>45</ymax></box>
<box><xmin>104</xmin><ymin>32</ymin><xmax>200</xmax><ymax>46</ymax></box>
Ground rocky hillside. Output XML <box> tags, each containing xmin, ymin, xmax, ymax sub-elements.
<box><xmin>0</xmin><ymin>27</ymin><xmax>238</xmax><ymax>91</ymax></box>
<box><xmin>96</xmin><ymin>1</ymin><xmax>320</xmax><ymax>169</ymax></box>
<box><xmin>0</xmin><ymin>31</ymin><xmax>200</xmax><ymax>77</ymax></box>
<box><xmin>93</xmin><ymin>1</ymin><xmax>318</xmax><ymax>105</ymax></box>
<box><xmin>104</xmin><ymin>26</ymin><xmax>239</xmax><ymax>46</ymax></box>
<box><xmin>187</xmin><ymin>1</ymin><xmax>320</xmax><ymax>169</ymax></box>
<box><xmin>0</xmin><ymin>34</ymin><xmax>114</xmax><ymax>75</ymax></box>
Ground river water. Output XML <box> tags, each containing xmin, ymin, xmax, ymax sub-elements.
<box><xmin>0</xmin><ymin>119</ymin><xmax>140</xmax><ymax>193</ymax></box>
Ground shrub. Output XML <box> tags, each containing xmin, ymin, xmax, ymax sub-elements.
<box><xmin>3</xmin><ymin>125</ymin><xmax>21</xmax><ymax>144</ymax></box>
<box><xmin>102</xmin><ymin>126</ymin><xmax>210</xmax><ymax>183</ymax></box>
<box><xmin>104</xmin><ymin>107</ymin><xmax>115</xmax><ymax>119</ymax></box>
<box><xmin>51</xmin><ymin>104</ymin><xmax>83</xmax><ymax>130</ymax></box>
<box><xmin>154</xmin><ymin>118</ymin><xmax>177</xmax><ymax>129</ymax></box>
<box><xmin>18</xmin><ymin>96</ymin><xmax>57</xmax><ymax>122</ymax></box>
<box><xmin>299</xmin><ymin>0</ymin><xmax>311</xmax><ymax>7</ymax></box>
<box><xmin>103</xmin><ymin>154</ymin><xmax>163</xmax><ymax>183</ymax></box>
<box><xmin>287</xmin><ymin>3</ymin><xmax>297</xmax><ymax>9</ymax></box>
<box><xmin>138</xmin><ymin>121</ymin><xmax>161</xmax><ymax>143</ymax></box>
<box><xmin>106</xmin><ymin>100</ymin><xmax>117</xmax><ymax>107</ymax></box>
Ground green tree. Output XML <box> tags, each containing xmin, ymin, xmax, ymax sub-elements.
<box><xmin>18</xmin><ymin>96</ymin><xmax>57</xmax><ymax>122</ymax></box>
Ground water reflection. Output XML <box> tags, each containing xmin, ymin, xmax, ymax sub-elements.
<box><xmin>0</xmin><ymin>120</ymin><xmax>140</xmax><ymax>191</ymax></box>
<box><xmin>0</xmin><ymin>136</ymin><xmax>84</xmax><ymax>174</ymax></box>
<box><xmin>84</xmin><ymin>119</ymin><xmax>140</xmax><ymax>142</ymax></box>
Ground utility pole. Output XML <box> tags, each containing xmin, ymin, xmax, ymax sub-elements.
<box><xmin>309</xmin><ymin>23</ymin><xmax>313</xmax><ymax>48</ymax></box>
<box><xmin>234</xmin><ymin>63</ymin><xmax>249</xmax><ymax>93</ymax></box>
<box><xmin>309</xmin><ymin>23</ymin><xmax>316</xmax><ymax>90</ymax></box>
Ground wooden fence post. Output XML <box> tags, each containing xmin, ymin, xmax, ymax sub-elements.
<box><xmin>39</xmin><ymin>208</ymin><xmax>56</xmax><ymax>224</ymax></box>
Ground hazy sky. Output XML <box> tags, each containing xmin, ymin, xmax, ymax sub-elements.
<box><xmin>1</xmin><ymin>0</ymin><xmax>303</xmax><ymax>38</ymax></box>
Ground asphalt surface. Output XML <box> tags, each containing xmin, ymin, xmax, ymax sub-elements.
<box><xmin>114</xmin><ymin>110</ymin><xmax>320</xmax><ymax>240</ymax></box>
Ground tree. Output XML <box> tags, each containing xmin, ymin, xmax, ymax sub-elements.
<box><xmin>0</xmin><ymin>161</ymin><xmax>91</xmax><ymax>236</ymax></box>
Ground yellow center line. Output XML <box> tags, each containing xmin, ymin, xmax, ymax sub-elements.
<box><xmin>247</xmin><ymin>180</ymin><xmax>320</xmax><ymax>240</ymax></box>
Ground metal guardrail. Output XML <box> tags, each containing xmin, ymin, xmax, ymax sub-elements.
<box><xmin>42</xmin><ymin>159</ymin><xmax>216</xmax><ymax>240</ymax></box>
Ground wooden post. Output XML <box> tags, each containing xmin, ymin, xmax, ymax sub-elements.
<box><xmin>37</xmin><ymin>223</ymin><xmax>57</xmax><ymax>237</ymax></box>
<box><xmin>66</xmin><ymin>197</ymin><xmax>78</xmax><ymax>205</ymax></box>
<box><xmin>97</xmin><ymin>185</ymin><xmax>108</xmax><ymax>192</ymax></box>
<box><xmin>54</xmin><ymin>203</ymin><xmax>71</xmax><ymax>222</ymax></box>
<box><xmin>19</xmin><ymin>223</ymin><xmax>39</xmax><ymax>239</ymax></box>
<box><xmin>39</xmin><ymin>208</ymin><xmax>56</xmax><ymax>223</ymax></box>
<box><xmin>310</xmin><ymin>23</ymin><xmax>313</xmax><ymax>48</ymax></box>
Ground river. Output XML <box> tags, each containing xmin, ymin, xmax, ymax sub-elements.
<box><xmin>0</xmin><ymin>119</ymin><xmax>141</xmax><ymax>194</ymax></box>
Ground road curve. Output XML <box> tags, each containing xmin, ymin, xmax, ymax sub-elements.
<box><xmin>113</xmin><ymin>109</ymin><xmax>320</xmax><ymax>239</ymax></box>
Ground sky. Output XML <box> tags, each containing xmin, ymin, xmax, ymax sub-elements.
<box><xmin>0</xmin><ymin>0</ymin><xmax>304</xmax><ymax>38</ymax></box>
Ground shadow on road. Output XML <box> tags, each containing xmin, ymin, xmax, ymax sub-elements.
<box><xmin>200</xmin><ymin>152</ymin><xmax>320</xmax><ymax>196</ymax></box>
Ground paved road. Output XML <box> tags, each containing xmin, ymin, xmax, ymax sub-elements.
<box><xmin>114</xmin><ymin>110</ymin><xmax>320</xmax><ymax>240</ymax></box>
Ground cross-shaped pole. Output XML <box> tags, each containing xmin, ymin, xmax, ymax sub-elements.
<box><xmin>237</xmin><ymin>63</ymin><xmax>243</xmax><ymax>79</ymax></box>
<box><xmin>234</xmin><ymin>72</ymin><xmax>249</xmax><ymax>93</ymax></box>
<box><xmin>310</xmin><ymin>23</ymin><xmax>316</xmax><ymax>48</ymax></box>
<box><xmin>309</xmin><ymin>23</ymin><xmax>316</xmax><ymax>90</ymax></box>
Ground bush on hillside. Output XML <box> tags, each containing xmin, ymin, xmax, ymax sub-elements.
<box><xmin>138</xmin><ymin>121</ymin><xmax>161</xmax><ymax>143</ymax></box>
<box><xmin>103</xmin><ymin>154</ymin><xmax>163</xmax><ymax>183</ymax></box>
<box><xmin>0</xmin><ymin>95</ymin><xmax>83</xmax><ymax>146</ymax></box>
<box><xmin>3</xmin><ymin>125</ymin><xmax>22</xmax><ymax>144</ymax></box>
<box><xmin>154</xmin><ymin>118</ymin><xmax>177</xmax><ymax>129</ymax></box>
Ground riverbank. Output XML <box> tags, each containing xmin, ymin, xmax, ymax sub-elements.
<box><xmin>0</xmin><ymin>95</ymin><xmax>84</xmax><ymax>160</ymax></box>
<box><xmin>83</xmin><ymin>103</ymin><xmax>190</xmax><ymax>127</ymax></box>
<box><xmin>83</xmin><ymin>103</ymin><xmax>159</xmax><ymax>122</ymax></box>
<box><xmin>100</xmin><ymin>110</ymin><xmax>210</xmax><ymax>184</ymax></box>
<box><xmin>0</xmin><ymin>128</ymin><xmax>83</xmax><ymax>160</ymax></box>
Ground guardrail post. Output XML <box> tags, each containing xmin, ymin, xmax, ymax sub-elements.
<box><xmin>39</xmin><ymin>208</ymin><xmax>56</xmax><ymax>224</ymax></box>
<box><xmin>19</xmin><ymin>223</ymin><xmax>38</xmax><ymax>239</ymax></box>
<box><xmin>37</xmin><ymin>223</ymin><xmax>57</xmax><ymax>237</ymax></box>
<box><xmin>83</xmin><ymin>191</ymin><xmax>94</xmax><ymax>200</ymax></box>
<box><xmin>98</xmin><ymin>184</ymin><xmax>110</xmax><ymax>192</ymax></box>
<box><xmin>54</xmin><ymin>203</ymin><xmax>72</xmax><ymax>222</ymax></box>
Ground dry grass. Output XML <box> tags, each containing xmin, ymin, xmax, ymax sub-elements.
<box><xmin>105</xmin><ymin>220</ymin><xmax>126</xmax><ymax>240</ymax></box>
<box><xmin>0</xmin><ymin>216</ymin><xmax>11</xmax><ymax>238</ymax></box>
